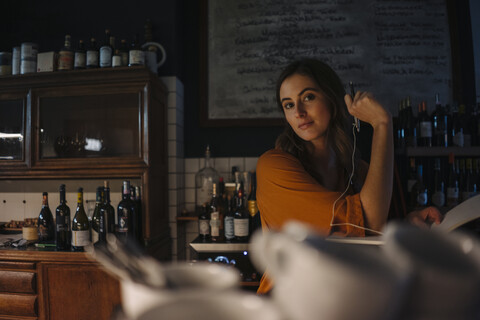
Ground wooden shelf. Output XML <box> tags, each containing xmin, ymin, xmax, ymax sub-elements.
<box><xmin>396</xmin><ymin>146</ymin><xmax>480</xmax><ymax>157</ymax></box>
<box><xmin>176</xmin><ymin>215</ymin><xmax>198</xmax><ymax>221</ymax></box>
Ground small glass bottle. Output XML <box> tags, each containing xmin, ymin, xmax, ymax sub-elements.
<box><xmin>74</xmin><ymin>39</ymin><xmax>86</xmax><ymax>70</ymax></box>
<box><xmin>119</xmin><ymin>39</ymin><xmax>129</xmax><ymax>66</ymax></box>
<box><xmin>198</xmin><ymin>203</ymin><xmax>210</xmax><ymax>242</ymax></box>
<box><xmin>233</xmin><ymin>183</ymin><xmax>249</xmax><ymax>242</ymax></box>
<box><xmin>128</xmin><ymin>34</ymin><xmax>145</xmax><ymax>66</ymax></box>
<box><xmin>91</xmin><ymin>186</ymin><xmax>104</xmax><ymax>245</ymax></box>
<box><xmin>58</xmin><ymin>35</ymin><xmax>74</xmax><ymax>71</ymax></box>
<box><xmin>86</xmin><ymin>37</ymin><xmax>99</xmax><ymax>69</ymax></box>
<box><xmin>195</xmin><ymin>145</ymin><xmax>220</xmax><ymax>215</ymax></box>
<box><xmin>99</xmin><ymin>29</ymin><xmax>112</xmax><ymax>68</ymax></box>
<box><xmin>72</xmin><ymin>188</ymin><xmax>90</xmax><ymax>251</ymax></box>
<box><xmin>38</xmin><ymin>192</ymin><xmax>55</xmax><ymax>243</ymax></box>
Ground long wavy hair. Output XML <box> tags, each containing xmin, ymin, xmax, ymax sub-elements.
<box><xmin>275</xmin><ymin>58</ymin><xmax>360</xmax><ymax>191</ymax></box>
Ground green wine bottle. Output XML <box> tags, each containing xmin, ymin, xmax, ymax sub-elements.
<box><xmin>91</xmin><ymin>186</ymin><xmax>104</xmax><ymax>246</ymax></box>
<box><xmin>100</xmin><ymin>181</ymin><xmax>116</xmax><ymax>235</ymax></box>
<box><xmin>38</xmin><ymin>192</ymin><xmax>55</xmax><ymax>244</ymax></box>
<box><xmin>72</xmin><ymin>187</ymin><xmax>90</xmax><ymax>251</ymax></box>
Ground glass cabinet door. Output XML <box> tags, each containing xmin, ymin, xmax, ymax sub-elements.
<box><xmin>38</xmin><ymin>90</ymin><xmax>141</xmax><ymax>160</ymax></box>
<box><xmin>0</xmin><ymin>99</ymin><xmax>25</xmax><ymax>161</ymax></box>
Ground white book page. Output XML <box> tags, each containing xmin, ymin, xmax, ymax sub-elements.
<box><xmin>431</xmin><ymin>195</ymin><xmax>480</xmax><ymax>232</ymax></box>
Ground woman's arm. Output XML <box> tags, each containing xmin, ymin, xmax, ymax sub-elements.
<box><xmin>345</xmin><ymin>92</ymin><xmax>393</xmax><ymax>232</ymax></box>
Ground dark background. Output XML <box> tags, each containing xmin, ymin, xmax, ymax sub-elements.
<box><xmin>0</xmin><ymin>0</ymin><xmax>476</xmax><ymax>158</ymax></box>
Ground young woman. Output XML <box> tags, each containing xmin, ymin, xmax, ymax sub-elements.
<box><xmin>256</xmin><ymin>58</ymin><xmax>441</xmax><ymax>294</ymax></box>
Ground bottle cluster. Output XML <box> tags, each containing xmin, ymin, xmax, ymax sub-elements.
<box><xmin>197</xmin><ymin>171</ymin><xmax>261</xmax><ymax>244</ymax></box>
<box><xmin>395</xmin><ymin>94</ymin><xmax>480</xmax><ymax>149</ymax></box>
<box><xmin>36</xmin><ymin>180</ymin><xmax>142</xmax><ymax>251</ymax></box>
<box><xmin>0</xmin><ymin>30</ymin><xmax>146</xmax><ymax>76</ymax></box>
<box><xmin>407</xmin><ymin>153</ymin><xmax>479</xmax><ymax>212</ymax></box>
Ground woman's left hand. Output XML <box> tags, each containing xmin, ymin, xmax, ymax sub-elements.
<box><xmin>406</xmin><ymin>206</ymin><xmax>443</xmax><ymax>229</ymax></box>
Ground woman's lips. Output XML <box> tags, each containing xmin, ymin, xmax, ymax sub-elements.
<box><xmin>298</xmin><ymin>121</ymin><xmax>313</xmax><ymax>129</ymax></box>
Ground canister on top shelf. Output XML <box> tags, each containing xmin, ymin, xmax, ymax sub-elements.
<box><xmin>12</xmin><ymin>46</ymin><xmax>20</xmax><ymax>75</ymax></box>
<box><xmin>20</xmin><ymin>42</ymin><xmax>38</xmax><ymax>74</ymax></box>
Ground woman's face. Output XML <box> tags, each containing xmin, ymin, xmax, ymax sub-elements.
<box><xmin>279</xmin><ymin>73</ymin><xmax>331</xmax><ymax>144</ymax></box>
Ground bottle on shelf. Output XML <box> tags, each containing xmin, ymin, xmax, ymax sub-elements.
<box><xmin>233</xmin><ymin>182</ymin><xmax>249</xmax><ymax>242</ymax></box>
<box><xmin>74</xmin><ymin>39</ymin><xmax>86</xmax><ymax>70</ymax></box>
<box><xmin>86</xmin><ymin>37</ymin><xmax>99</xmax><ymax>69</ymax></box>
<box><xmin>112</xmin><ymin>49</ymin><xmax>122</xmax><ymax>67</ymax></box>
<box><xmin>247</xmin><ymin>171</ymin><xmax>261</xmax><ymax>237</ymax></box>
<box><xmin>38</xmin><ymin>192</ymin><xmax>55</xmax><ymax>243</ymax></box>
<box><xmin>72</xmin><ymin>187</ymin><xmax>91</xmax><ymax>251</ymax></box>
<box><xmin>134</xmin><ymin>185</ymin><xmax>142</xmax><ymax>242</ymax></box>
<box><xmin>99</xmin><ymin>29</ymin><xmax>113</xmax><ymax>68</ymax></box>
<box><xmin>446</xmin><ymin>153</ymin><xmax>459</xmax><ymax>209</ymax></box>
<box><xmin>91</xmin><ymin>186</ymin><xmax>105</xmax><ymax>246</ymax></box>
<box><xmin>128</xmin><ymin>34</ymin><xmax>145</xmax><ymax>66</ymax></box>
<box><xmin>224</xmin><ymin>194</ymin><xmax>235</xmax><ymax>242</ymax></box>
<box><xmin>418</xmin><ymin>101</ymin><xmax>432</xmax><ymax>147</ymax></box>
<box><xmin>100</xmin><ymin>181</ymin><xmax>116</xmax><ymax>235</ymax></box>
<box><xmin>195</xmin><ymin>145</ymin><xmax>220</xmax><ymax>215</ymax></box>
<box><xmin>58</xmin><ymin>34</ymin><xmax>74</xmax><ymax>71</ymax></box>
<box><xmin>119</xmin><ymin>39</ymin><xmax>129</xmax><ymax>66</ymax></box>
<box><xmin>405</xmin><ymin>96</ymin><xmax>417</xmax><ymax>147</ymax></box>
<box><xmin>431</xmin><ymin>158</ymin><xmax>445</xmax><ymax>208</ymax></box>
<box><xmin>55</xmin><ymin>184</ymin><xmax>71</xmax><ymax>250</ymax></box>
<box><xmin>395</xmin><ymin>99</ymin><xmax>405</xmax><ymax>149</ymax></box>
<box><xmin>431</xmin><ymin>93</ymin><xmax>448</xmax><ymax>147</ymax></box>
<box><xmin>463</xmin><ymin>158</ymin><xmax>478</xmax><ymax>201</ymax></box>
<box><xmin>129</xmin><ymin>185</ymin><xmax>141</xmax><ymax>243</ymax></box>
<box><xmin>451</xmin><ymin>103</ymin><xmax>465</xmax><ymax>147</ymax></box>
<box><xmin>198</xmin><ymin>203</ymin><xmax>211</xmax><ymax>242</ymax></box>
<box><xmin>209</xmin><ymin>182</ymin><xmax>224</xmax><ymax>242</ymax></box>
<box><xmin>117</xmin><ymin>180</ymin><xmax>137</xmax><ymax>243</ymax></box>
<box><xmin>411</xmin><ymin>164</ymin><xmax>428</xmax><ymax>209</ymax></box>
<box><xmin>458</xmin><ymin>158</ymin><xmax>466</xmax><ymax>202</ymax></box>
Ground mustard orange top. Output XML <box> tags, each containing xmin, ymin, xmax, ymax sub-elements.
<box><xmin>256</xmin><ymin>149</ymin><xmax>366</xmax><ymax>294</ymax></box>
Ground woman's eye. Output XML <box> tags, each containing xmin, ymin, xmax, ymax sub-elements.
<box><xmin>304</xmin><ymin>93</ymin><xmax>315</xmax><ymax>101</ymax></box>
<box><xmin>283</xmin><ymin>102</ymin><xmax>294</xmax><ymax>109</ymax></box>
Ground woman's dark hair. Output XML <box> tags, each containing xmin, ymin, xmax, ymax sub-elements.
<box><xmin>274</xmin><ymin>58</ymin><xmax>359</xmax><ymax>189</ymax></box>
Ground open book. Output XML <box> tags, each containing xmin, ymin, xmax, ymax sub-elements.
<box><xmin>327</xmin><ymin>195</ymin><xmax>480</xmax><ymax>245</ymax></box>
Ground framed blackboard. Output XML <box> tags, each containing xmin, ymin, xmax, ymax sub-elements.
<box><xmin>200</xmin><ymin>0</ymin><xmax>452</xmax><ymax>127</ymax></box>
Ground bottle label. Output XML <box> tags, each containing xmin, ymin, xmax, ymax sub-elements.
<box><xmin>196</xmin><ymin>183</ymin><xmax>213</xmax><ymax>208</ymax></box>
<box><xmin>210</xmin><ymin>219</ymin><xmax>220</xmax><ymax>237</ymax></box>
<box><xmin>453</xmin><ymin>132</ymin><xmax>464</xmax><ymax>147</ymax></box>
<box><xmin>234</xmin><ymin>218</ymin><xmax>249</xmax><ymax>237</ymax></box>
<box><xmin>38</xmin><ymin>225</ymin><xmax>49</xmax><ymax>239</ymax></box>
<box><xmin>74</xmin><ymin>52</ymin><xmax>86</xmax><ymax>68</ymax></box>
<box><xmin>100</xmin><ymin>47</ymin><xmax>112</xmax><ymax>67</ymax></box>
<box><xmin>86</xmin><ymin>51</ymin><xmax>99</xmax><ymax>66</ymax></box>
<box><xmin>58</xmin><ymin>51</ymin><xmax>74</xmax><ymax>70</ymax></box>
<box><xmin>224</xmin><ymin>216</ymin><xmax>234</xmax><ymax>239</ymax></box>
<box><xmin>420</xmin><ymin>121</ymin><xmax>432</xmax><ymax>138</ymax></box>
<box><xmin>72</xmin><ymin>230</ymin><xmax>90</xmax><ymax>247</ymax></box>
<box><xmin>432</xmin><ymin>191</ymin><xmax>445</xmax><ymax>207</ymax></box>
<box><xmin>118</xmin><ymin>215</ymin><xmax>128</xmax><ymax>233</ymax></box>
<box><xmin>112</xmin><ymin>55</ymin><xmax>122</xmax><ymax>67</ymax></box>
<box><xmin>129</xmin><ymin>50</ymin><xmax>145</xmax><ymax>65</ymax></box>
<box><xmin>416</xmin><ymin>191</ymin><xmax>428</xmax><ymax>206</ymax></box>
<box><xmin>198</xmin><ymin>220</ymin><xmax>210</xmax><ymax>235</ymax></box>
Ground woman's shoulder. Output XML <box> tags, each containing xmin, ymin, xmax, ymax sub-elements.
<box><xmin>257</xmin><ymin>149</ymin><xmax>300</xmax><ymax>169</ymax></box>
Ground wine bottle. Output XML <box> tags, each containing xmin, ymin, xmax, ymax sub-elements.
<box><xmin>99</xmin><ymin>29</ymin><xmax>113</xmax><ymax>68</ymax></box>
<box><xmin>195</xmin><ymin>145</ymin><xmax>220</xmax><ymax>215</ymax></box>
<box><xmin>446</xmin><ymin>153</ymin><xmax>459</xmax><ymax>209</ymax></box>
<box><xmin>100</xmin><ymin>181</ymin><xmax>116</xmax><ymax>235</ymax></box>
<box><xmin>86</xmin><ymin>37</ymin><xmax>99</xmax><ymax>69</ymax></box>
<box><xmin>209</xmin><ymin>183</ymin><xmax>224</xmax><ymax>242</ymax></box>
<box><xmin>431</xmin><ymin>93</ymin><xmax>448</xmax><ymax>147</ymax></box>
<box><xmin>463</xmin><ymin>158</ymin><xmax>477</xmax><ymax>201</ymax></box>
<box><xmin>72</xmin><ymin>188</ymin><xmax>90</xmax><ymax>251</ymax></box>
<box><xmin>224</xmin><ymin>194</ymin><xmax>235</xmax><ymax>242</ymax></box>
<box><xmin>119</xmin><ymin>39</ymin><xmax>129</xmax><ymax>66</ymax></box>
<box><xmin>247</xmin><ymin>172</ymin><xmax>261</xmax><ymax>237</ymax></box>
<box><xmin>418</xmin><ymin>101</ymin><xmax>432</xmax><ymax>147</ymax></box>
<box><xmin>128</xmin><ymin>34</ymin><xmax>145</xmax><ymax>66</ymax></box>
<box><xmin>452</xmin><ymin>104</ymin><xmax>465</xmax><ymax>147</ymax></box>
<box><xmin>405</xmin><ymin>96</ymin><xmax>417</xmax><ymax>147</ymax></box>
<box><xmin>91</xmin><ymin>186</ymin><xmax>104</xmax><ymax>245</ymax></box>
<box><xmin>58</xmin><ymin>34</ymin><xmax>74</xmax><ymax>71</ymax></box>
<box><xmin>198</xmin><ymin>203</ymin><xmax>211</xmax><ymax>242</ymax></box>
<box><xmin>55</xmin><ymin>184</ymin><xmax>71</xmax><ymax>250</ymax></box>
<box><xmin>74</xmin><ymin>39</ymin><xmax>86</xmax><ymax>70</ymax></box>
<box><xmin>38</xmin><ymin>192</ymin><xmax>55</xmax><ymax>243</ymax></box>
<box><xmin>411</xmin><ymin>164</ymin><xmax>428</xmax><ymax>209</ymax></box>
<box><xmin>112</xmin><ymin>49</ymin><xmax>122</xmax><ymax>67</ymax></box>
<box><xmin>234</xmin><ymin>183</ymin><xmax>249</xmax><ymax>242</ymax></box>
<box><xmin>134</xmin><ymin>185</ymin><xmax>142</xmax><ymax>243</ymax></box>
<box><xmin>117</xmin><ymin>180</ymin><xmax>136</xmax><ymax>242</ymax></box>
<box><xmin>431</xmin><ymin>158</ymin><xmax>445</xmax><ymax>208</ymax></box>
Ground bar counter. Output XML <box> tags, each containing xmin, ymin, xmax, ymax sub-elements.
<box><xmin>0</xmin><ymin>243</ymin><xmax>121</xmax><ymax>320</ymax></box>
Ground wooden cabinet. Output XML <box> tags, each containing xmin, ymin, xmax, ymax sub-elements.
<box><xmin>0</xmin><ymin>249</ymin><xmax>121</xmax><ymax>320</ymax></box>
<box><xmin>0</xmin><ymin>67</ymin><xmax>170</xmax><ymax>259</ymax></box>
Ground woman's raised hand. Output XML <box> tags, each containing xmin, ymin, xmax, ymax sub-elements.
<box><xmin>344</xmin><ymin>92</ymin><xmax>391</xmax><ymax>129</ymax></box>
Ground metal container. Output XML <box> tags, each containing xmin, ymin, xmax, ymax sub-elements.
<box><xmin>0</xmin><ymin>52</ymin><xmax>12</xmax><ymax>75</ymax></box>
<box><xmin>20</xmin><ymin>42</ymin><xmax>38</xmax><ymax>74</ymax></box>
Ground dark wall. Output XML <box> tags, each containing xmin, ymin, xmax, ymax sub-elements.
<box><xmin>1</xmin><ymin>0</ymin><xmax>477</xmax><ymax>159</ymax></box>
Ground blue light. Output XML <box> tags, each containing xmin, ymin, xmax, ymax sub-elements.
<box><xmin>243</xmin><ymin>251</ymin><xmax>248</xmax><ymax>256</ymax></box>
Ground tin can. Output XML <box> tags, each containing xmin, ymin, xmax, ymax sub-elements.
<box><xmin>12</xmin><ymin>47</ymin><xmax>20</xmax><ymax>75</ymax></box>
<box><xmin>20</xmin><ymin>42</ymin><xmax>38</xmax><ymax>74</ymax></box>
<box><xmin>0</xmin><ymin>52</ymin><xmax>12</xmax><ymax>75</ymax></box>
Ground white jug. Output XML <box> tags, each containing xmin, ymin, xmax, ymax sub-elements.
<box><xmin>142</xmin><ymin>42</ymin><xmax>166</xmax><ymax>74</ymax></box>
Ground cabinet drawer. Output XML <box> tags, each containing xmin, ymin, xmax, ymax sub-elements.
<box><xmin>0</xmin><ymin>271</ymin><xmax>36</xmax><ymax>294</ymax></box>
<box><xmin>0</xmin><ymin>293</ymin><xmax>37</xmax><ymax>317</ymax></box>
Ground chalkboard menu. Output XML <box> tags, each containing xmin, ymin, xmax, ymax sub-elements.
<box><xmin>202</xmin><ymin>0</ymin><xmax>452</xmax><ymax>126</ymax></box>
